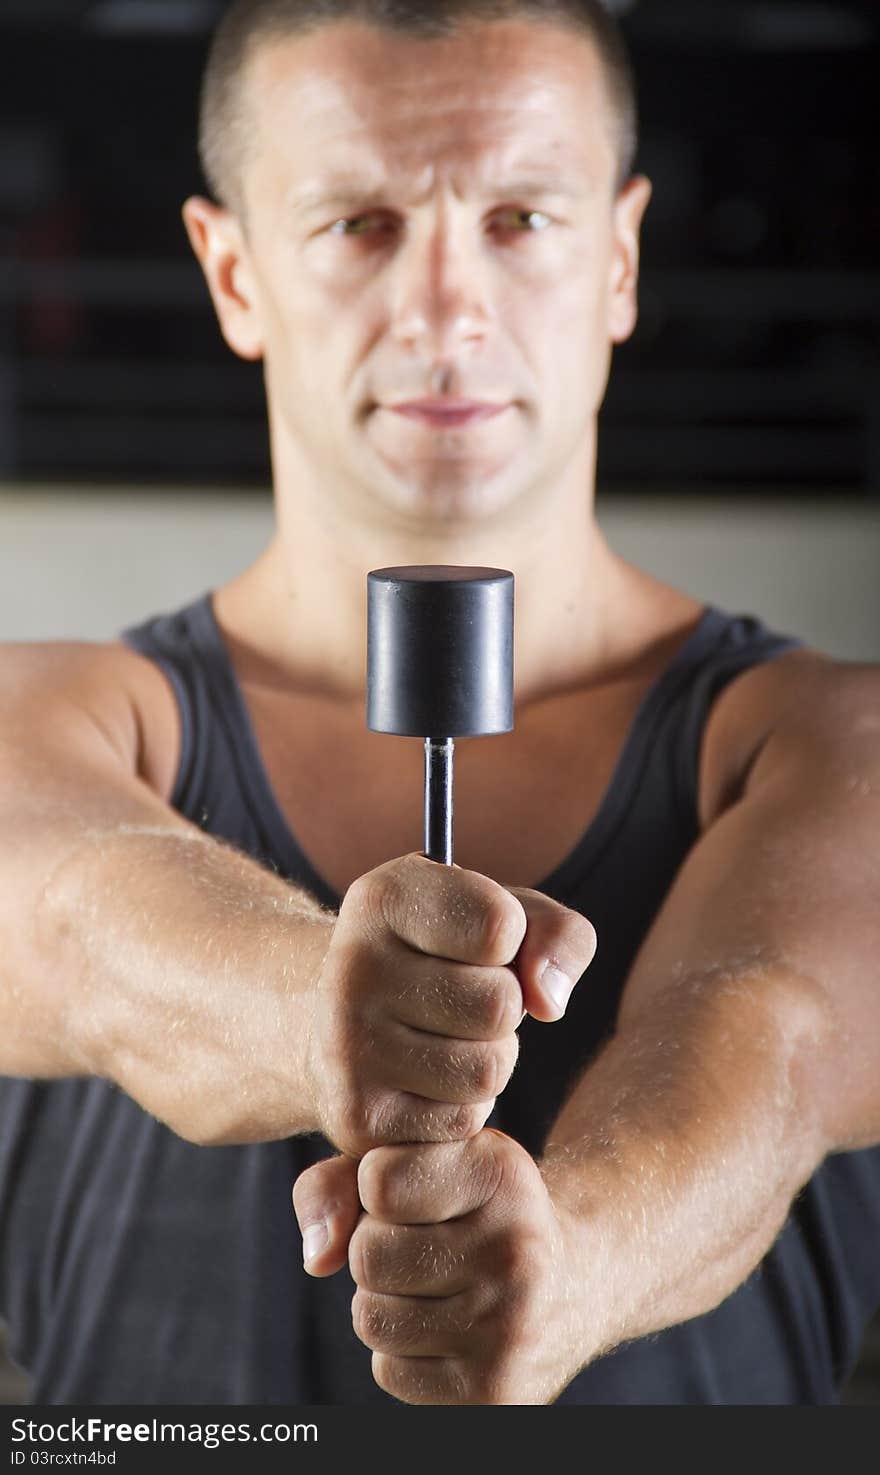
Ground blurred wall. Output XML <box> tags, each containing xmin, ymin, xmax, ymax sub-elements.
<box><xmin>0</xmin><ymin>485</ymin><xmax>877</xmax><ymax>658</ymax></box>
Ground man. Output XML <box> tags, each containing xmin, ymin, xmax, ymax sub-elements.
<box><xmin>1</xmin><ymin>0</ymin><xmax>878</xmax><ymax>1406</ymax></box>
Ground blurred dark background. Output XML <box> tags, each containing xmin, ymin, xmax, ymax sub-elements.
<box><xmin>0</xmin><ymin>0</ymin><xmax>879</xmax><ymax>1408</ymax></box>
<box><xmin>0</xmin><ymin>0</ymin><xmax>877</xmax><ymax>489</ymax></box>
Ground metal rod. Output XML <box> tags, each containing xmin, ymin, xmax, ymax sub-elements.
<box><xmin>424</xmin><ymin>736</ymin><xmax>454</xmax><ymax>865</ymax></box>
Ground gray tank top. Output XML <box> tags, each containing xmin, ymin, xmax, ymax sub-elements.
<box><xmin>1</xmin><ymin>590</ymin><xmax>878</xmax><ymax>1404</ymax></box>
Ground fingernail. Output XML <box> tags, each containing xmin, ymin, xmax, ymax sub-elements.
<box><xmin>540</xmin><ymin>961</ymin><xmax>573</xmax><ymax>1017</ymax></box>
<box><xmin>302</xmin><ymin>1221</ymin><xmax>328</xmax><ymax>1265</ymax></box>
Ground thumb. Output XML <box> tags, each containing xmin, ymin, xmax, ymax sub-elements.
<box><xmin>292</xmin><ymin>1152</ymin><xmax>361</xmax><ymax>1277</ymax></box>
<box><xmin>503</xmin><ymin>887</ymin><xmax>598</xmax><ymax>1023</ymax></box>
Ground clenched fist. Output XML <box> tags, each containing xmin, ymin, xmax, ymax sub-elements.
<box><xmin>293</xmin><ymin>1130</ymin><xmax>596</xmax><ymax>1404</ymax></box>
<box><xmin>303</xmin><ymin>851</ymin><xmax>598</xmax><ymax>1158</ymax></box>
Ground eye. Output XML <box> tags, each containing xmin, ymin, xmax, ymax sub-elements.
<box><xmin>492</xmin><ymin>208</ymin><xmax>553</xmax><ymax>234</ymax></box>
<box><xmin>328</xmin><ymin>213</ymin><xmax>395</xmax><ymax>237</ymax></box>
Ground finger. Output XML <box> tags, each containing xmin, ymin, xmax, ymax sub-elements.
<box><xmin>349</xmin><ymin>1217</ymin><xmax>475</xmax><ymax>1297</ymax></box>
<box><xmin>347</xmin><ymin>1093</ymin><xmax>497</xmax><ymax>1154</ymax></box>
<box><xmin>380</xmin><ymin>1017</ymin><xmax>519</xmax><ymax>1105</ymax></box>
<box><xmin>384</xmin><ymin>941</ymin><xmax>523</xmax><ymax>1041</ymax></box>
<box><xmin>292</xmin><ymin>1153</ymin><xmax>360</xmax><ymax>1277</ymax></box>
<box><xmin>352</xmin><ymin>1288</ymin><xmax>474</xmax><ymax>1358</ymax></box>
<box><xmin>358</xmin><ymin>1135</ymin><xmax>503</xmax><ymax>1224</ymax></box>
<box><xmin>503</xmin><ymin>887</ymin><xmax>597</xmax><ymax>1022</ymax></box>
<box><xmin>371</xmin><ymin>1352</ymin><xmax>467</xmax><ymax>1405</ymax></box>
<box><xmin>350</xmin><ymin>852</ymin><xmax>528</xmax><ymax>966</ymax></box>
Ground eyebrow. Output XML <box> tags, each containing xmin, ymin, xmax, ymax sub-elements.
<box><xmin>289</xmin><ymin>175</ymin><xmax>591</xmax><ymax>216</ymax></box>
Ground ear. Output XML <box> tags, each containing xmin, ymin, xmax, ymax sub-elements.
<box><xmin>181</xmin><ymin>195</ymin><xmax>264</xmax><ymax>362</ymax></box>
<box><xmin>607</xmin><ymin>174</ymin><xmax>653</xmax><ymax>346</ymax></box>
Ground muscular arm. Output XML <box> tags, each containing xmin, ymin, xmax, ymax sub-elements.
<box><xmin>0</xmin><ymin>641</ymin><xmax>335</xmax><ymax>1145</ymax></box>
<box><xmin>539</xmin><ymin>653</ymin><xmax>880</xmax><ymax>1356</ymax></box>
<box><xmin>292</xmin><ymin>651</ymin><xmax>880</xmax><ymax>1403</ymax></box>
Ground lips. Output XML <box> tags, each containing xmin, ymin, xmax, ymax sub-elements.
<box><xmin>385</xmin><ymin>400</ymin><xmax>509</xmax><ymax>428</ymax></box>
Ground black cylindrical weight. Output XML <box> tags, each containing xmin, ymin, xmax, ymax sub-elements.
<box><xmin>366</xmin><ymin>566</ymin><xmax>514</xmax><ymax>738</ymax></box>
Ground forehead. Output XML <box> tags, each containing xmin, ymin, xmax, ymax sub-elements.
<box><xmin>243</xmin><ymin>18</ymin><xmax>612</xmax><ymax>194</ymax></box>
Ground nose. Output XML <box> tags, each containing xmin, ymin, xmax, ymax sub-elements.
<box><xmin>389</xmin><ymin>204</ymin><xmax>494</xmax><ymax>360</ymax></box>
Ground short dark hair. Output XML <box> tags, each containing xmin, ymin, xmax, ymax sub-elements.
<box><xmin>198</xmin><ymin>0</ymin><xmax>639</xmax><ymax>221</ymax></box>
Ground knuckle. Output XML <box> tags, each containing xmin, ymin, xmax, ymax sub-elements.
<box><xmin>346</xmin><ymin>868</ymin><xmax>393</xmax><ymax>941</ymax></box>
<box><xmin>341</xmin><ymin>869</ymin><xmax>373</xmax><ymax>918</ymax></box>
<box><xmin>482</xmin><ymin>896</ymin><xmax>526</xmax><ymax>964</ymax></box>
<box><xmin>370</xmin><ymin>1350</ymin><xmax>393</xmax><ymax>1395</ymax></box>
<box><xmin>370</xmin><ymin>1351</ymin><xmax>404</xmax><ymax>1399</ymax></box>
<box><xmin>494</xmin><ymin>1033</ymin><xmax>520</xmax><ymax>1091</ymax></box>
<box><xmin>447</xmin><ymin>1101</ymin><xmax>486</xmax><ymax>1141</ymax></box>
<box><xmin>479</xmin><ymin>900</ymin><xmax>508</xmax><ymax>958</ymax></box>
<box><xmin>469</xmin><ymin>1044</ymin><xmax>499</xmax><ymax>1101</ymax></box>
<box><xmin>484</xmin><ymin>974</ymin><xmax>521</xmax><ymax>1037</ymax></box>
<box><xmin>447</xmin><ymin>876</ymin><xmax>505</xmax><ymax>959</ymax></box>
<box><xmin>472</xmin><ymin>1136</ymin><xmax>505</xmax><ymax>1206</ymax></box>
<box><xmin>471</xmin><ymin>1036</ymin><xmax>517</xmax><ymax>1098</ymax></box>
<box><xmin>351</xmin><ymin>1287</ymin><xmax>377</xmax><ymax>1348</ymax></box>
<box><xmin>352</xmin><ymin>1289</ymin><xmax>409</xmax><ymax>1354</ymax></box>
<box><xmin>340</xmin><ymin>1124</ymin><xmax>373</xmax><ymax>1157</ymax></box>
<box><xmin>357</xmin><ymin>1147</ymin><xmax>397</xmax><ymax>1219</ymax></box>
<box><xmin>357</xmin><ymin>1233</ymin><xmax>385</xmax><ymax>1292</ymax></box>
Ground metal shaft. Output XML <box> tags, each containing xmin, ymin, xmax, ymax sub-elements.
<box><xmin>424</xmin><ymin>736</ymin><xmax>454</xmax><ymax>864</ymax></box>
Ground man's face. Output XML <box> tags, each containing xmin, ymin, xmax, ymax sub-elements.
<box><xmin>221</xmin><ymin>18</ymin><xmax>648</xmax><ymax>524</ymax></box>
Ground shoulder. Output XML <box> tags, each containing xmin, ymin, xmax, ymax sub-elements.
<box><xmin>0</xmin><ymin>635</ymin><xmax>181</xmax><ymax>804</ymax></box>
<box><xmin>698</xmin><ymin>640</ymin><xmax>880</xmax><ymax>832</ymax></box>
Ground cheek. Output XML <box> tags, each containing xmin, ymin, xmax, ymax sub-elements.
<box><xmin>260</xmin><ymin>277</ymin><xmax>336</xmax><ymax>401</ymax></box>
<box><xmin>525</xmin><ymin>273</ymin><xmax>610</xmax><ymax>413</ymax></box>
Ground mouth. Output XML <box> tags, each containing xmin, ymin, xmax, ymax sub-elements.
<box><xmin>381</xmin><ymin>400</ymin><xmax>511</xmax><ymax>429</ymax></box>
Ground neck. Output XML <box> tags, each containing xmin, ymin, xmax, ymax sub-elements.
<box><xmin>214</xmin><ymin>418</ymin><xmax>662</xmax><ymax>709</ymax></box>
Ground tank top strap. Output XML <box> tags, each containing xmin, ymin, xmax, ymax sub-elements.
<box><xmin>668</xmin><ymin>607</ymin><xmax>806</xmax><ymax>843</ymax></box>
<box><xmin>119</xmin><ymin>590</ymin><xmax>235</xmax><ymax>828</ymax></box>
<box><xmin>119</xmin><ymin>590</ymin><xmax>301</xmax><ymax>874</ymax></box>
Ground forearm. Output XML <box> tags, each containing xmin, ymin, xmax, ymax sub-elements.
<box><xmin>539</xmin><ymin>966</ymin><xmax>834</xmax><ymax>1361</ymax></box>
<box><xmin>23</xmin><ymin>824</ymin><xmax>336</xmax><ymax>1144</ymax></box>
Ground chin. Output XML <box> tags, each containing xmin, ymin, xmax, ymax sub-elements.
<box><xmin>381</xmin><ymin>463</ymin><xmax>525</xmax><ymax>524</ymax></box>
